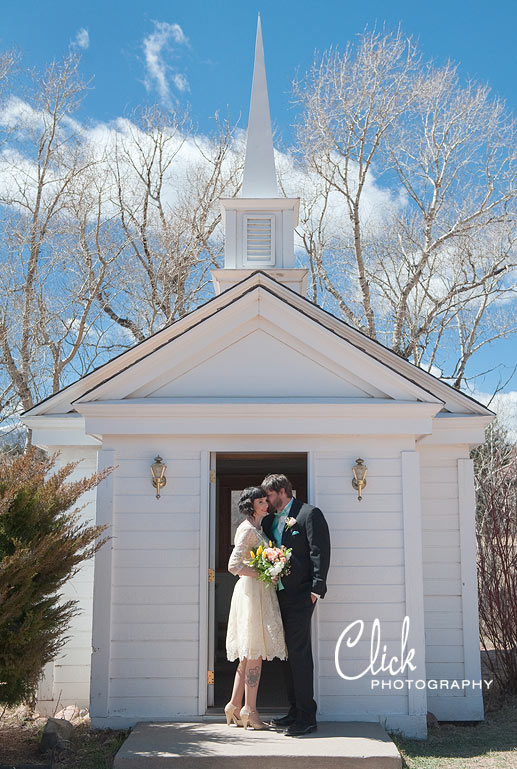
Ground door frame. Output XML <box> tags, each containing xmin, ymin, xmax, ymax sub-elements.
<box><xmin>203</xmin><ymin>451</ymin><xmax>309</xmax><ymax>713</ymax></box>
<box><xmin>198</xmin><ymin>451</ymin><xmax>214</xmax><ymax>715</ymax></box>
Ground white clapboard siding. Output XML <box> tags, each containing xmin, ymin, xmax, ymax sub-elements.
<box><xmin>36</xmin><ymin>446</ymin><xmax>99</xmax><ymax>711</ymax></box>
<box><xmin>426</xmin><ymin>645</ymin><xmax>464</xmax><ymax>663</ymax></box>
<box><xmin>110</xmin><ymin>622</ymin><xmax>198</xmax><ymax>643</ymax></box>
<box><xmin>314</xmin><ymin>448</ymin><xmax>407</xmax><ymax>721</ymax></box>
<box><xmin>54</xmin><ymin>664</ymin><xmax>95</xmax><ymax>683</ymax></box>
<box><xmin>50</xmin><ymin>682</ymin><xmax>91</xmax><ymax>702</ymax></box>
<box><xmin>114</xmin><ymin>549</ymin><xmax>198</xmax><ymax>568</ymax></box>
<box><xmin>112</xmin><ymin>604</ymin><xmax>199</xmax><ymax>624</ymax></box>
<box><xmin>120</xmin><ymin>513</ymin><xmax>200</xmax><ymax>531</ymax></box>
<box><xmin>316</xmin><ymin>457</ymin><xmax>401</xmax><ymax>477</ymax></box>
<box><xmin>108</xmin><ymin>697</ymin><xmax>198</xmax><ymax>718</ymax></box>
<box><xmin>114</xmin><ymin>494</ymin><xmax>200</xmax><ymax>514</ymax></box>
<box><xmin>110</xmin><ymin>677</ymin><xmax>197</xmax><ymax>698</ymax></box>
<box><xmin>111</xmin><ymin>641</ymin><xmax>196</xmax><ymax>660</ymax></box>
<box><xmin>110</xmin><ymin>659</ymin><xmax>198</xmax><ymax>678</ymax></box>
<box><xmin>112</xmin><ymin>586</ymin><xmax>198</xmax><ymax>604</ymax></box>
<box><xmin>329</xmin><ymin>548</ymin><xmax>404</xmax><ymax>567</ymax></box>
<box><xmin>320</xmin><ymin>607</ymin><xmax>406</xmax><ymax>629</ymax></box>
<box><xmin>114</xmin><ymin>531</ymin><xmax>199</xmax><ymax>550</ymax></box>
<box><xmin>107</xmin><ymin>449</ymin><xmax>202</xmax><ymax>718</ymax></box>
<box><xmin>115</xmin><ymin>459</ymin><xmax>201</xmax><ymax>478</ymax></box>
<box><xmin>318</xmin><ymin>494</ymin><xmax>402</xmax><ymax>513</ymax></box>
<box><xmin>113</xmin><ymin>566</ymin><xmax>198</xmax><ymax>587</ymax></box>
<box><xmin>418</xmin><ymin>446</ymin><xmax>465</xmax><ymax>689</ymax></box>
<box><xmin>319</xmin><ymin>694</ymin><xmax>408</xmax><ymax>714</ymax></box>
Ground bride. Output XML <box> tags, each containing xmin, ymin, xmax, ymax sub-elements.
<box><xmin>225</xmin><ymin>486</ymin><xmax>287</xmax><ymax>730</ymax></box>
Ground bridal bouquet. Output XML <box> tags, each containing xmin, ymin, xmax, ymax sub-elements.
<box><xmin>249</xmin><ymin>541</ymin><xmax>292</xmax><ymax>587</ymax></box>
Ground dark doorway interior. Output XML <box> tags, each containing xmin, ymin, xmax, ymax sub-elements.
<box><xmin>213</xmin><ymin>453</ymin><xmax>308</xmax><ymax>709</ymax></box>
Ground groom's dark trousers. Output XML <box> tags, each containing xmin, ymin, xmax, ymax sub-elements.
<box><xmin>262</xmin><ymin>498</ymin><xmax>330</xmax><ymax>725</ymax></box>
<box><xmin>277</xmin><ymin>589</ymin><xmax>317</xmax><ymax>723</ymax></box>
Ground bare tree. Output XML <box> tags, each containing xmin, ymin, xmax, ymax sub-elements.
<box><xmin>101</xmin><ymin>108</ymin><xmax>241</xmax><ymax>341</ymax></box>
<box><xmin>0</xmin><ymin>55</ymin><xmax>94</xmax><ymax>426</ymax></box>
<box><xmin>293</xmin><ymin>27</ymin><xmax>517</xmax><ymax>387</ymax></box>
<box><xmin>0</xmin><ymin>54</ymin><xmax>242</xmax><ymax>438</ymax></box>
<box><xmin>473</xmin><ymin>420</ymin><xmax>517</xmax><ymax>691</ymax></box>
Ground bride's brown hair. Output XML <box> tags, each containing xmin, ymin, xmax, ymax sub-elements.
<box><xmin>238</xmin><ymin>486</ymin><xmax>267</xmax><ymax>516</ymax></box>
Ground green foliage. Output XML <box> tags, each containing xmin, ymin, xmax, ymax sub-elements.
<box><xmin>0</xmin><ymin>448</ymin><xmax>111</xmax><ymax>708</ymax></box>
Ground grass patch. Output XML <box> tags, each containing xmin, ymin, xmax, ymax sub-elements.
<box><xmin>392</xmin><ymin>694</ymin><xmax>517</xmax><ymax>769</ymax></box>
<box><xmin>52</xmin><ymin>722</ymin><xmax>130</xmax><ymax>769</ymax></box>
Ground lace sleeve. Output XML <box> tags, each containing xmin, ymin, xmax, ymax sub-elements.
<box><xmin>228</xmin><ymin>524</ymin><xmax>257</xmax><ymax>575</ymax></box>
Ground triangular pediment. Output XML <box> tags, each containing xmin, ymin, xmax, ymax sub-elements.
<box><xmin>69</xmin><ymin>287</ymin><xmax>441</xmax><ymax>406</ymax></box>
<box><xmin>130</xmin><ymin>328</ymin><xmax>384</xmax><ymax>399</ymax></box>
<box><xmin>23</xmin><ymin>271</ymin><xmax>492</xmax><ymax>417</ymax></box>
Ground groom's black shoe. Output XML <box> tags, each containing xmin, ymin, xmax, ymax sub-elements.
<box><xmin>284</xmin><ymin>720</ymin><xmax>317</xmax><ymax>736</ymax></box>
<box><xmin>271</xmin><ymin>712</ymin><xmax>296</xmax><ymax>727</ymax></box>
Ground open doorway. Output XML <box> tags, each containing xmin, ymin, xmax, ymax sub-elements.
<box><xmin>210</xmin><ymin>453</ymin><xmax>308</xmax><ymax>710</ymax></box>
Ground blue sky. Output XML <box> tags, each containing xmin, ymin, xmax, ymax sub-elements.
<box><xmin>3</xmin><ymin>0</ymin><xmax>517</xmax><ymax>135</ymax></box>
<box><xmin>1</xmin><ymin>0</ymin><xmax>516</xmax><ymax>403</ymax></box>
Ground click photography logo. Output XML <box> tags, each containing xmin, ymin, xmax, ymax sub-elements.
<box><xmin>334</xmin><ymin>616</ymin><xmax>493</xmax><ymax>691</ymax></box>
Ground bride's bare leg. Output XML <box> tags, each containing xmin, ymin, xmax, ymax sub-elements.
<box><xmin>243</xmin><ymin>657</ymin><xmax>262</xmax><ymax>711</ymax></box>
<box><xmin>229</xmin><ymin>659</ymin><xmax>246</xmax><ymax>710</ymax></box>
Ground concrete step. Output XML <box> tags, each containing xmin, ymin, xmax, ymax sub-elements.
<box><xmin>113</xmin><ymin>721</ymin><xmax>402</xmax><ymax>769</ymax></box>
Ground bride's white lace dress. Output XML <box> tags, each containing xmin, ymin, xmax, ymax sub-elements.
<box><xmin>226</xmin><ymin>519</ymin><xmax>287</xmax><ymax>661</ymax></box>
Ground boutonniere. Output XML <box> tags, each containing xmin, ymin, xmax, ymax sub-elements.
<box><xmin>285</xmin><ymin>517</ymin><xmax>297</xmax><ymax>530</ymax></box>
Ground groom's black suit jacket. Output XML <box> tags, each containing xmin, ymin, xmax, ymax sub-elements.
<box><xmin>262</xmin><ymin>498</ymin><xmax>331</xmax><ymax>599</ymax></box>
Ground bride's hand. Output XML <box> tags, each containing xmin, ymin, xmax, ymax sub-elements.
<box><xmin>272</xmin><ymin>575</ymin><xmax>279</xmax><ymax>584</ymax></box>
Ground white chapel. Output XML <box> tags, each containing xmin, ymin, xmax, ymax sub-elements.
<box><xmin>22</xmin><ymin>19</ymin><xmax>493</xmax><ymax>739</ymax></box>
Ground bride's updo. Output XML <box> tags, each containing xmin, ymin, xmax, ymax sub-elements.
<box><xmin>238</xmin><ymin>486</ymin><xmax>267</xmax><ymax>516</ymax></box>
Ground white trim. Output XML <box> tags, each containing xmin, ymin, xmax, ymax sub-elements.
<box><xmin>418</xmin><ymin>416</ymin><xmax>493</xmax><ymax>447</ymax></box>
<box><xmin>74</xmin><ymin>400</ymin><xmax>441</xmax><ymax>439</ymax></box>
<box><xmin>220</xmin><ymin>196</ymin><xmax>300</xmax><ymax>225</ymax></box>
<box><xmin>458</xmin><ymin>458</ymin><xmax>484</xmax><ymax>715</ymax></box>
<box><xmin>427</xmin><ymin>695</ymin><xmax>484</xmax><ymax>721</ymax></box>
<box><xmin>401</xmin><ymin>451</ymin><xmax>427</xmax><ymax>726</ymax></box>
<box><xmin>38</xmin><ymin>661</ymin><xmax>54</xmax><ymax>701</ymax></box>
<box><xmin>22</xmin><ymin>415</ymin><xmax>101</xmax><ymax>448</ymax></box>
<box><xmin>212</xmin><ymin>268</ymin><xmax>307</xmax><ymax>295</ymax></box>
<box><xmin>90</xmin><ymin>711</ymin><xmax>427</xmax><ymax>738</ymax></box>
<box><xmin>198</xmin><ymin>451</ymin><xmax>210</xmax><ymax>714</ymax></box>
<box><xmin>89</xmin><ymin>449</ymin><xmax>115</xmax><ymax>719</ymax></box>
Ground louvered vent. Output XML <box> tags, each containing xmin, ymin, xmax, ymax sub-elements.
<box><xmin>243</xmin><ymin>215</ymin><xmax>275</xmax><ymax>266</ymax></box>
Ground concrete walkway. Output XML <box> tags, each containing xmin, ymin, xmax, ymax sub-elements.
<box><xmin>113</xmin><ymin>721</ymin><xmax>402</xmax><ymax>769</ymax></box>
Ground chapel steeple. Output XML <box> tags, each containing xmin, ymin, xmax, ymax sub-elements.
<box><xmin>211</xmin><ymin>15</ymin><xmax>306</xmax><ymax>295</ymax></box>
<box><xmin>241</xmin><ymin>15</ymin><xmax>278</xmax><ymax>198</ymax></box>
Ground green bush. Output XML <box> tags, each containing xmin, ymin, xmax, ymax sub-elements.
<box><xmin>0</xmin><ymin>448</ymin><xmax>111</xmax><ymax>708</ymax></box>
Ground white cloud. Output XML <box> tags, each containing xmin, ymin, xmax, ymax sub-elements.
<box><xmin>172</xmin><ymin>73</ymin><xmax>189</xmax><ymax>93</ymax></box>
<box><xmin>0</xmin><ymin>96</ymin><xmax>44</xmax><ymax>132</ymax></box>
<box><xmin>71</xmin><ymin>28</ymin><xmax>90</xmax><ymax>51</ymax></box>
<box><xmin>142</xmin><ymin>21</ymin><xmax>189</xmax><ymax>106</ymax></box>
<box><xmin>469</xmin><ymin>389</ymin><xmax>517</xmax><ymax>442</ymax></box>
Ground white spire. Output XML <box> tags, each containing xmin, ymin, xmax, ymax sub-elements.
<box><xmin>241</xmin><ymin>15</ymin><xmax>278</xmax><ymax>198</ymax></box>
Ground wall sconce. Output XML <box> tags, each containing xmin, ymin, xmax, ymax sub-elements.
<box><xmin>352</xmin><ymin>458</ymin><xmax>367</xmax><ymax>501</ymax></box>
<box><xmin>151</xmin><ymin>456</ymin><xmax>167</xmax><ymax>499</ymax></box>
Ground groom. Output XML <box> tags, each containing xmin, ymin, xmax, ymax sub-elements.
<box><xmin>261</xmin><ymin>473</ymin><xmax>330</xmax><ymax>736</ymax></box>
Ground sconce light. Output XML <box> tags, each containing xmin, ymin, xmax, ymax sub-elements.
<box><xmin>352</xmin><ymin>458</ymin><xmax>367</xmax><ymax>501</ymax></box>
<box><xmin>151</xmin><ymin>456</ymin><xmax>167</xmax><ymax>499</ymax></box>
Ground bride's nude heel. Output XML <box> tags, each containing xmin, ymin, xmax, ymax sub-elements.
<box><xmin>224</xmin><ymin>702</ymin><xmax>242</xmax><ymax>727</ymax></box>
<box><xmin>240</xmin><ymin>706</ymin><xmax>267</xmax><ymax>730</ymax></box>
